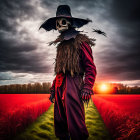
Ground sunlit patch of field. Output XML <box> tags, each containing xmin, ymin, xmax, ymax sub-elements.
<box><xmin>14</xmin><ymin>99</ymin><xmax>112</xmax><ymax>140</ymax></box>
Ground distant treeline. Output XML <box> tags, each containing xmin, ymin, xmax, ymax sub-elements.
<box><xmin>0</xmin><ymin>82</ymin><xmax>140</xmax><ymax>94</ymax></box>
<box><xmin>117</xmin><ymin>84</ymin><xmax>140</xmax><ymax>94</ymax></box>
<box><xmin>0</xmin><ymin>82</ymin><xmax>51</xmax><ymax>94</ymax></box>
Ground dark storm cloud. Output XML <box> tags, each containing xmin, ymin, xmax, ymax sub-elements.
<box><xmin>100</xmin><ymin>0</ymin><xmax>140</xmax><ymax>80</ymax></box>
<box><xmin>0</xmin><ymin>0</ymin><xmax>37</xmax><ymax>32</ymax></box>
<box><xmin>111</xmin><ymin>0</ymin><xmax>140</xmax><ymax>22</ymax></box>
<box><xmin>0</xmin><ymin>34</ymin><xmax>51</xmax><ymax>73</ymax></box>
<box><xmin>0</xmin><ymin>0</ymin><xmax>52</xmax><ymax>75</ymax></box>
<box><xmin>41</xmin><ymin>0</ymin><xmax>107</xmax><ymax>18</ymax></box>
<box><xmin>0</xmin><ymin>0</ymin><xmax>140</xmax><ymax>84</ymax></box>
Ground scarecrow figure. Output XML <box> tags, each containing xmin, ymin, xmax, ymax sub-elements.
<box><xmin>40</xmin><ymin>5</ymin><xmax>97</xmax><ymax>140</ymax></box>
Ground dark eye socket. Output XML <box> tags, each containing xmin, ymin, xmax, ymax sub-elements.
<box><xmin>62</xmin><ymin>20</ymin><xmax>66</xmax><ymax>25</ymax></box>
<box><xmin>57</xmin><ymin>21</ymin><xmax>61</xmax><ymax>27</ymax></box>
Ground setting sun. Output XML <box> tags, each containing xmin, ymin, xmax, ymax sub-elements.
<box><xmin>95</xmin><ymin>83</ymin><xmax>113</xmax><ymax>94</ymax></box>
<box><xmin>100</xmin><ymin>84</ymin><xmax>108</xmax><ymax>91</ymax></box>
<box><xmin>94</xmin><ymin>82</ymin><xmax>119</xmax><ymax>94</ymax></box>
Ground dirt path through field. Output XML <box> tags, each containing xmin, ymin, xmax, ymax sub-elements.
<box><xmin>14</xmin><ymin>99</ymin><xmax>112</xmax><ymax>140</ymax></box>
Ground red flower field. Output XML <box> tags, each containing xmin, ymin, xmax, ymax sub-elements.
<box><xmin>0</xmin><ymin>94</ymin><xmax>140</xmax><ymax>140</ymax></box>
<box><xmin>0</xmin><ymin>94</ymin><xmax>51</xmax><ymax>139</ymax></box>
<box><xmin>92</xmin><ymin>94</ymin><xmax>140</xmax><ymax>140</ymax></box>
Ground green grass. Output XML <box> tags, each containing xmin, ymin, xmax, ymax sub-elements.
<box><xmin>13</xmin><ymin>99</ymin><xmax>112</xmax><ymax>140</ymax></box>
<box><xmin>84</xmin><ymin>100</ymin><xmax>112</xmax><ymax>140</ymax></box>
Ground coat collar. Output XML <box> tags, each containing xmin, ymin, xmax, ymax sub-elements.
<box><xmin>61</xmin><ymin>28</ymin><xmax>80</xmax><ymax>40</ymax></box>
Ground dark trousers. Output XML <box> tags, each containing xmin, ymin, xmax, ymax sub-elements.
<box><xmin>54</xmin><ymin>75</ymin><xmax>89</xmax><ymax>140</ymax></box>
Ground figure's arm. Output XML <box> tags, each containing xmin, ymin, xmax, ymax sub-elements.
<box><xmin>49</xmin><ymin>77</ymin><xmax>56</xmax><ymax>103</ymax></box>
<box><xmin>80</xmin><ymin>41</ymin><xmax>97</xmax><ymax>91</ymax></box>
<box><xmin>80</xmin><ymin>41</ymin><xmax>97</xmax><ymax>102</ymax></box>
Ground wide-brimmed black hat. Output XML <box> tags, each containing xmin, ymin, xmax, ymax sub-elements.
<box><xmin>39</xmin><ymin>5</ymin><xmax>92</xmax><ymax>31</ymax></box>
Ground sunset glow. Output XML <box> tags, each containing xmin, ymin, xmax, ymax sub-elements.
<box><xmin>100</xmin><ymin>84</ymin><xmax>108</xmax><ymax>92</ymax></box>
<box><xmin>94</xmin><ymin>83</ymin><xmax>114</xmax><ymax>94</ymax></box>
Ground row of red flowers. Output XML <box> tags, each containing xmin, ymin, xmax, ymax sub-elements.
<box><xmin>0</xmin><ymin>94</ymin><xmax>52</xmax><ymax>140</ymax></box>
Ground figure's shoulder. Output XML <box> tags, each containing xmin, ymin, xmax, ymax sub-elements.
<box><xmin>75</xmin><ymin>33</ymin><xmax>96</xmax><ymax>49</ymax></box>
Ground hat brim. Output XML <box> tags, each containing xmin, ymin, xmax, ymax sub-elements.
<box><xmin>39</xmin><ymin>16</ymin><xmax>92</xmax><ymax>31</ymax></box>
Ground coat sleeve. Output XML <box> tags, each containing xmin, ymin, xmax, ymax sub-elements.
<box><xmin>80</xmin><ymin>42</ymin><xmax>97</xmax><ymax>91</ymax></box>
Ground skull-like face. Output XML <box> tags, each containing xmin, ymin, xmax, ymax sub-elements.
<box><xmin>56</xmin><ymin>18</ymin><xmax>71</xmax><ymax>33</ymax></box>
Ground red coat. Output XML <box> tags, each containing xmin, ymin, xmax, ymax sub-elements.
<box><xmin>51</xmin><ymin>41</ymin><xmax>97</xmax><ymax>93</ymax></box>
<box><xmin>50</xmin><ymin>41</ymin><xmax>97</xmax><ymax>140</ymax></box>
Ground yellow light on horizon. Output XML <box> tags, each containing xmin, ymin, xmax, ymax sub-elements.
<box><xmin>94</xmin><ymin>82</ymin><xmax>114</xmax><ymax>94</ymax></box>
<box><xmin>100</xmin><ymin>84</ymin><xmax>108</xmax><ymax>91</ymax></box>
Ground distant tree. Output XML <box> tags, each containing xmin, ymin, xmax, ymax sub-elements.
<box><xmin>27</xmin><ymin>83</ymin><xmax>32</xmax><ymax>93</ymax></box>
<box><xmin>22</xmin><ymin>84</ymin><xmax>27</xmax><ymax>93</ymax></box>
<box><xmin>33</xmin><ymin>82</ymin><xmax>42</xmax><ymax>93</ymax></box>
<box><xmin>0</xmin><ymin>82</ymin><xmax>51</xmax><ymax>94</ymax></box>
<box><xmin>42</xmin><ymin>82</ymin><xmax>51</xmax><ymax>93</ymax></box>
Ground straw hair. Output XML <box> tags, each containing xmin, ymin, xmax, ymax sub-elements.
<box><xmin>54</xmin><ymin>33</ymin><xmax>96</xmax><ymax>77</ymax></box>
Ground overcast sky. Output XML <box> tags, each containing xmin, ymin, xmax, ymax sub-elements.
<box><xmin>0</xmin><ymin>0</ymin><xmax>140</xmax><ymax>86</ymax></box>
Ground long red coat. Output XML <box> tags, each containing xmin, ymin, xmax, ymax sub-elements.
<box><xmin>51</xmin><ymin>41</ymin><xmax>97</xmax><ymax>140</ymax></box>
